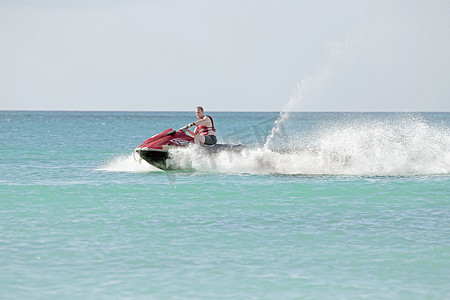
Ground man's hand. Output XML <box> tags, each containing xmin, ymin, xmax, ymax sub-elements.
<box><xmin>179</xmin><ymin>125</ymin><xmax>189</xmax><ymax>133</ymax></box>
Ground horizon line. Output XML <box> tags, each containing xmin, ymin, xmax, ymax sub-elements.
<box><xmin>1</xmin><ymin>109</ymin><xmax>449</xmax><ymax>113</ymax></box>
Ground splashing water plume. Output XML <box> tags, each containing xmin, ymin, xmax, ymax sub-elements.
<box><xmin>265</xmin><ymin>14</ymin><xmax>408</xmax><ymax>148</ymax></box>
<box><xmin>168</xmin><ymin>117</ymin><xmax>450</xmax><ymax>176</ymax></box>
<box><xmin>265</xmin><ymin>65</ymin><xmax>332</xmax><ymax>148</ymax></box>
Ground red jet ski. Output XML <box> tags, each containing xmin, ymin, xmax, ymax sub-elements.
<box><xmin>134</xmin><ymin>127</ymin><xmax>244</xmax><ymax>170</ymax></box>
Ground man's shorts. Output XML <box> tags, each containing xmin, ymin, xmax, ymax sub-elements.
<box><xmin>204</xmin><ymin>135</ymin><xmax>217</xmax><ymax>145</ymax></box>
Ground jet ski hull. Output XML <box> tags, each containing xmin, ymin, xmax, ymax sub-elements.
<box><xmin>135</xmin><ymin>148</ymin><xmax>170</xmax><ymax>170</ymax></box>
<box><xmin>134</xmin><ymin>128</ymin><xmax>244</xmax><ymax>170</ymax></box>
<box><xmin>135</xmin><ymin>144</ymin><xmax>245</xmax><ymax>171</ymax></box>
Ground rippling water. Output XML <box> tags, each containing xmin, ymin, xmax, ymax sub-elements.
<box><xmin>1</xmin><ymin>111</ymin><xmax>449</xmax><ymax>299</ymax></box>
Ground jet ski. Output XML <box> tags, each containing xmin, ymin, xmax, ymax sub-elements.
<box><xmin>134</xmin><ymin>127</ymin><xmax>245</xmax><ymax>170</ymax></box>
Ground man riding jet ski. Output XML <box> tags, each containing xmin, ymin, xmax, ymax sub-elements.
<box><xmin>134</xmin><ymin>107</ymin><xmax>244</xmax><ymax>170</ymax></box>
<box><xmin>184</xmin><ymin>106</ymin><xmax>217</xmax><ymax>145</ymax></box>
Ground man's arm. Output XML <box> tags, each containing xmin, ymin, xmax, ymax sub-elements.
<box><xmin>186</xmin><ymin>116</ymin><xmax>207</xmax><ymax>136</ymax></box>
<box><xmin>186</xmin><ymin>128</ymin><xmax>195</xmax><ymax>137</ymax></box>
<box><xmin>190</xmin><ymin>116</ymin><xmax>208</xmax><ymax>127</ymax></box>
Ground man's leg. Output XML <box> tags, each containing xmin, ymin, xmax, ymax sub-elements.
<box><xmin>194</xmin><ymin>135</ymin><xmax>205</xmax><ymax>144</ymax></box>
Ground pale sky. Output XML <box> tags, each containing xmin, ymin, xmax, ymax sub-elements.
<box><xmin>1</xmin><ymin>0</ymin><xmax>449</xmax><ymax>111</ymax></box>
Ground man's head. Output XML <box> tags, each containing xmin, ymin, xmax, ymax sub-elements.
<box><xmin>195</xmin><ymin>106</ymin><xmax>204</xmax><ymax>119</ymax></box>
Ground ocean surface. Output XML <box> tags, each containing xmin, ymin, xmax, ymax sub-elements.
<box><xmin>1</xmin><ymin>111</ymin><xmax>449</xmax><ymax>299</ymax></box>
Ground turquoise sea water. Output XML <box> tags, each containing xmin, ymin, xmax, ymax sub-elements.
<box><xmin>1</xmin><ymin>111</ymin><xmax>449</xmax><ymax>299</ymax></box>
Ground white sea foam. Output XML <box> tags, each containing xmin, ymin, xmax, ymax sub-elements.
<box><xmin>169</xmin><ymin>118</ymin><xmax>450</xmax><ymax>176</ymax></box>
<box><xmin>97</xmin><ymin>153</ymin><xmax>161</xmax><ymax>173</ymax></box>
